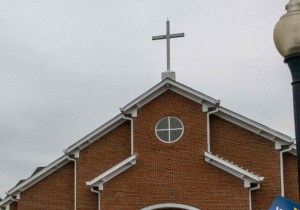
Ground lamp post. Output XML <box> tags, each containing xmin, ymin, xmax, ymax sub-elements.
<box><xmin>274</xmin><ymin>0</ymin><xmax>300</xmax><ymax>200</ymax></box>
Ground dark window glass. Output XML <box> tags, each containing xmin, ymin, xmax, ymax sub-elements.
<box><xmin>170</xmin><ymin>117</ymin><xmax>182</xmax><ymax>129</ymax></box>
<box><xmin>156</xmin><ymin>116</ymin><xmax>184</xmax><ymax>143</ymax></box>
<box><xmin>170</xmin><ymin>130</ymin><xmax>183</xmax><ymax>142</ymax></box>
<box><xmin>157</xmin><ymin>117</ymin><xmax>169</xmax><ymax>129</ymax></box>
<box><xmin>156</xmin><ymin>130</ymin><xmax>169</xmax><ymax>141</ymax></box>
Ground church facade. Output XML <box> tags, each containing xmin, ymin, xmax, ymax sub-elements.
<box><xmin>0</xmin><ymin>76</ymin><xmax>298</xmax><ymax>210</ymax></box>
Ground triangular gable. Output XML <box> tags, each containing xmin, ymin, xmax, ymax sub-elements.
<box><xmin>1</xmin><ymin>78</ymin><xmax>295</xmax><ymax>208</ymax></box>
<box><xmin>64</xmin><ymin>79</ymin><xmax>293</xmax><ymax>157</ymax></box>
<box><xmin>120</xmin><ymin>78</ymin><xmax>220</xmax><ymax>115</ymax></box>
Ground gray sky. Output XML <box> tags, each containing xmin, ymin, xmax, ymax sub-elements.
<box><xmin>0</xmin><ymin>0</ymin><xmax>294</xmax><ymax>198</ymax></box>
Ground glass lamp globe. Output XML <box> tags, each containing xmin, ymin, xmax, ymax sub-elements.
<box><xmin>274</xmin><ymin>0</ymin><xmax>300</xmax><ymax>57</ymax></box>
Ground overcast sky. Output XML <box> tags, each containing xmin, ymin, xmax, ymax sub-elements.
<box><xmin>0</xmin><ymin>0</ymin><xmax>295</xmax><ymax>198</ymax></box>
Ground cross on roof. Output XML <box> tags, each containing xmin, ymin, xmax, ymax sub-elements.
<box><xmin>152</xmin><ymin>20</ymin><xmax>184</xmax><ymax>72</ymax></box>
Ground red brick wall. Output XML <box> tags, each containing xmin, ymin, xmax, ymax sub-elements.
<box><xmin>210</xmin><ymin>115</ymin><xmax>282</xmax><ymax>209</ymax></box>
<box><xmin>283</xmin><ymin>152</ymin><xmax>299</xmax><ymax>202</ymax></box>
<box><xmin>11</xmin><ymin>89</ymin><xmax>295</xmax><ymax>210</ymax></box>
<box><xmin>10</xmin><ymin>202</ymin><xmax>17</xmax><ymax>210</ymax></box>
<box><xmin>17</xmin><ymin>161</ymin><xmax>74</xmax><ymax>210</ymax></box>
<box><xmin>100</xmin><ymin>90</ymin><xmax>249</xmax><ymax>210</ymax></box>
<box><xmin>76</xmin><ymin>122</ymin><xmax>131</xmax><ymax>210</ymax></box>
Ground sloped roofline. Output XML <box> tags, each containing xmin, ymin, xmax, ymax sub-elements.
<box><xmin>5</xmin><ymin>155</ymin><xmax>69</xmax><ymax>198</ymax></box>
<box><xmin>64</xmin><ymin>113</ymin><xmax>127</xmax><ymax>154</ymax></box>
<box><xmin>0</xmin><ymin>196</ymin><xmax>13</xmax><ymax>208</ymax></box>
<box><xmin>120</xmin><ymin>78</ymin><xmax>220</xmax><ymax>113</ymax></box>
<box><xmin>215</xmin><ymin>107</ymin><xmax>293</xmax><ymax>146</ymax></box>
<box><xmin>1</xmin><ymin>78</ymin><xmax>295</xmax><ymax>207</ymax></box>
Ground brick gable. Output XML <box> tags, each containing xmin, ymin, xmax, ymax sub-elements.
<box><xmin>100</xmin><ymin>90</ymin><xmax>249</xmax><ymax>210</ymax></box>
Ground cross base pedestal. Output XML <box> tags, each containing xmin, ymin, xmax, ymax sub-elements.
<box><xmin>161</xmin><ymin>71</ymin><xmax>176</xmax><ymax>81</ymax></box>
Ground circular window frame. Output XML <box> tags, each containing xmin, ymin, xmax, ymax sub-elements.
<box><xmin>155</xmin><ymin>116</ymin><xmax>184</xmax><ymax>143</ymax></box>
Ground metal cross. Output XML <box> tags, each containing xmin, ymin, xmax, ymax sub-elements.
<box><xmin>152</xmin><ymin>20</ymin><xmax>184</xmax><ymax>71</ymax></box>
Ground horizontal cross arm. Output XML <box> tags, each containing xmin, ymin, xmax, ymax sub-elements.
<box><xmin>152</xmin><ymin>33</ymin><xmax>184</xmax><ymax>40</ymax></box>
<box><xmin>169</xmin><ymin>33</ymin><xmax>185</xmax><ymax>38</ymax></box>
<box><xmin>152</xmin><ymin>35</ymin><xmax>167</xmax><ymax>40</ymax></box>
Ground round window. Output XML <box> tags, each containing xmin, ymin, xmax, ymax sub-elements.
<box><xmin>155</xmin><ymin>116</ymin><xmax>184</xmax><ymax>143</ymax></box>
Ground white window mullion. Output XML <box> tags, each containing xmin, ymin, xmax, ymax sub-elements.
<box><xmin>168</xmin><ymin>117</ymin><xmax>171</xmax><ymax>142</ymax></box>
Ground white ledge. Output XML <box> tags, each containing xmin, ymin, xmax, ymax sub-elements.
<box><xmin>204</xmin><ymin>152</ymin><xmax>264</xmax><ymax>188</ymax></box>
<box><xmin>86</xmin><ymin>155</ymin><xmax>136</xmax><ymax>190</ymax></box>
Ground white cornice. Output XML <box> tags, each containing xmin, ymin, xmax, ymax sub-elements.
<box><xmin>215</xmin><ymin>107</ymin><xmax>293</xmax><ymax>148</ymax></box>
<box><xmin>204</xmin><ymin>152</ymin><xmax>264</xmax><ymax>188</ymax></box>
<box><xmin>5</xmin><ymin>155</ymin><xmax>69</xmax><ymax>198</ymax></box>
<box><xmin>64</xmin><ymin>114</ymin><xmax>127</xmax><ymax>154</ymax></box>
<box><xmin>291</xmin><ymin>143</ymin><xmax>297</xmax><ymax>156</ymax></box>
<box><xmin>86</xmin><ymin>155</ymin><xmax>136</xmax><ymax>190</ymax></box>
<box><xmin>0</xmin><ymin>196</ymin><xmax>14</xmax><ymax>208</ymax></box>
<box><xmin>120</xmin><ymin>78</ymin><xmax>220</xmax><ymax>114</ymax></box>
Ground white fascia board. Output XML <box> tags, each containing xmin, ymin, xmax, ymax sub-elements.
<box><xmin>290</xmin><ymin>144</ymin><xmax>297</xmax><ymax>156</ymax></box>
<box><xmin>215</xmin><ymin>107</ymin><xmax>293</xmax><ymax>146</ymax></box>
<box><xmin>64</xmin><ymin>114</ymin><xmax>126</xmax><ymax>154</ymax></box>
<box><xmin>0</xmin><ymin>196</ymin><xmax>13</xmax><ymax>207</ymax></box>
<box><xmin>120</xmin><ymin>79</ymin><xmax>220</xmax><ymax>114</ymax></box>
<box><xmin>204</xmin><ymin>152</ymin><xmax>264</xmax><ymax>188</ymax></box>
<box><xmin>7</xmin><ymin>155</ymin><xmax>69</xmax><ymax>195</ymax></box>
<box><xmin>86</xmin><ymin>155</ymin><xmax>136</xmax><ymax>189</ymax></box>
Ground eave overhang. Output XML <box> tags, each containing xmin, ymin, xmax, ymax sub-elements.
<box><xmin>120</xmin><ymin>78</ymin><xmax>220</xmax><ymax>114</ymax></box>
<box><xmin>215</xmin><ymin>107</ymin><xmax>293</xmax><ymax>149</ymax></box>
<box><xmin>64</xmin><ymin>114</ymin><xmax>127</xmax><ymax>155</ymax></box>
<box><xmin>86</xmin><ymin>155</ymin><xmax>136</xmax><ymax>190</ymax></box>
<box><xmin>204</xmin><ymin>152</ymin><xmax>264</xmax><ymax>188</ymax></box>
<box><xmin>6</xmin><ymin>155</ymin><xmax>69</xmax><ymax>196</ymax></box>
<box><xmin>291</xmin><ymin>143</ymin><xmax>297</xmax><ymax>156</ymax></box>
<box><xmin>0</xmin><ymin>196</ymin><xmax>14</xmax><ymax>207</ymax></box>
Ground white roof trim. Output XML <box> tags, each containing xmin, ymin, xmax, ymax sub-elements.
<box><xmin>6</xmin><ymin>155</ymin><xmax>69</xmax><ymax>196</ymax></box>
<box><xmin>141</xmin><ymin>203</ymin><xmax>201</xmax><ymax>210</ymax></box>
<box><xmin>120</xmin><ymin>78</ymin><xmax>220</xmax><ymax>114</ymax></box>
<box><xmin>204</xmin><ymin>152</ymin><xmax>264</xmax><ymax>188</ymax></box>
<box><xmin>215</xmin><ymin>107</ymin><xmax>293</xmax><ymax>147</ymax></box>
<box><xmin>290</xmin><ymin>143</ymin><xmax>297</xmax><ymax>156</ymax></box>
<box><xmin>86</xmin><ymin>155</ymin><xmax>136</xmax><ymax>190</ymax></box>
<box><xmin>64</xmin><ymin>114</ymin><xmax>127</xmax><ymax>154</ymax></box>
<box><xmin>0</xmin><ymin>196</ymin><xmax>14</xmax><ymax>207</ymax></box>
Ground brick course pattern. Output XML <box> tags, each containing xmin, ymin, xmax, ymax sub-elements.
<box><xmin>17</xmin><ymin>162</ymin><xmax>74</xmax><ymax>210</ymax></box>
<box><xmin>76</xmin><ymin>122</ymin><xmax>131</xmax><ymax>210</ymax></box>
<box><xmin>101</xmin><ymin>90</ymin><xmax>249</xmax><ymax>209</ymax></box>
<box><xmin>283</xmin><ymin>152</ymin><xmax>298</xmax><ymax>201</ymax></box>
<box><xmin>8</xmin><ymin>90</ymin><xmax>297</xmax><ymax>210</ymax></box>
<box><xmin>210</xmin><ymin>115</ymin><xmax>298</xmax><ymax>208</ymax></box>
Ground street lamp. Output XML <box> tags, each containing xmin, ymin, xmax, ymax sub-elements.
<box><xmin>274</xmin><ymin>0</ymin><xmax>300</xmax><ymax>200</ymax></box>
